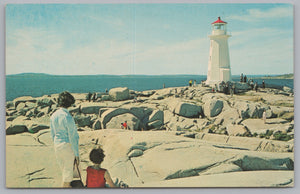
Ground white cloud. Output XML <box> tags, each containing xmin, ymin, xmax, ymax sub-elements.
<box><xmin>6</xmin><ymin>26</ymin><xmax>211</xmax><ymax>75</ymax></box>
<box><xmin>229</xmin><ymin>28</ymin><xmax>293</xmax><ymax>75</ymax></box>
<box><xmin>6</xmin><ymin>25</ymin><xmax>293</xmax><ymax>76</ymax></box>
<box><xmin>6</xmin><ymin>27</ymin><xmax>135</xmax><ymax>75</ymax></box>
<box><xmin>134</xmin><ymin>38</ymin><xmax>209</xmax><ymax>75</ymax></box>
<box><xmin>227</xmin><ymin>6</ymin><xmax>293</xmax><ymax>22</ymax></box>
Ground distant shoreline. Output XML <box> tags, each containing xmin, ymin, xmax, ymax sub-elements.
<box><xmin>254</xmin><ymin>74</ymin><xmax>294</xmax><ymax>80</ymax></box>
<box><xmin>6</xmin><ymin>73</ymin><xmax>294</xmax><ymax>79</ymax></box>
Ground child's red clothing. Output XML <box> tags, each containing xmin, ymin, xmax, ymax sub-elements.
<box><xmin>86</xmin><ymin>166</ymin><xmax>106</xmax><ymax>188</ymax></box>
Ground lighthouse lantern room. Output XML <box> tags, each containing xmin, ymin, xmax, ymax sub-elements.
<box><xmin>206</xmin><ymin>17</ymin><xmax>232</xmax><ymax>85</ymax></box>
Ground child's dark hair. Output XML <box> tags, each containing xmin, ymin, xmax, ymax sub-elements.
<box><xmin>57</xmin><ymin>91</ymin><xmax>75</xmax><ymax>108</ymax></box>
<box><xmin>89</xmin><ymin>147</ymin><xmax>105</xmax><ymax>164</ymax></box>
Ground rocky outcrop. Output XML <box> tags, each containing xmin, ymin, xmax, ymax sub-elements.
<box><xmin>226</xmin><ymin>124</ymin><xmax>249</xmax><ymax>136</ymax></box>
<box><xmin>109</xmin><ymin>87</ymin><xmax>130</xmax><ymax>101</ymax></box>
<box><xmin>6</xmin><ymin>124</ymin><xmax>28</xmax><ymax>135</ymax></box>
<box><xmin>106</xmin><ymin>113</ymin><xmax>143</xmax><ymax>130</ymax></box>
<box><xmin>204</xmin><ymin>99</ymin><xmax>223</xmax><ymax>117</ymax></box>
<box><xmin>80</xmin><ymin>102</ymin><xmax>106</xmax><ymax>114</ymax></box>
<box><xmin>13</xmin><ymin>96</ymin><xmax>37</xmax><ymax>108</ymax></box>
<box><xmin>147</xmin><ymin>110</ymin><xmax>164</xmax><ymax>129</ymax></box>
<box><xmin>5</xmin><ymin>84</ymin><xmax>295</xmax><ymax>188</ymax></box>
<box><xmin>100</xmin><ymin>108</ymin><xmax>130</xmax><ymax>128</ymax></box>
<box><xmin>37</xmin><ymin>97</ymin><xmax>55</xmax><ymax>108</ymax></box>
<box><xmin>73</xmin><ymin>114</ymin><xmax>93</xmax><ymax>127</ymax></box>
<box><xmin>92</xmin><ymin>119</ymin><xmax>102</xmax><ymax>130</ymax></box>
<box><xmin>174</xmin><ymin>102</ymin><xmax>202</xmax><ymax>118</ymax></box>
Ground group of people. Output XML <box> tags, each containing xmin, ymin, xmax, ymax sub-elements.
<box><xmin>213</xmin><ymin>81</ymin><xmax>236</xmax><ymax>96</ymax></box>
<box><xmin>121</xmin><ymin>121</ymin><xmax>128</xmax><ymax>129</ymax></box>
<box><xmin>86</xmin><ymin>92</ymin><xmax>97</xmax><ymax>102</ymax></box>
<box><xmin>50</xmin><ymin>91</ymin><xmax>126</xmax><ymax>188</ymax></box>
<box><xmin>189</xmin><ymin>79</ymin><xmax>197</xmax><ymax>87</ymax></box>
<box><xmin>240</xmin><ymin>73</ymin><xmax>247</xmax><ymax>83</ymax></box>
<box><xmin>241</xmin><ymin>73</ymin><xmax>266</xmax><ymax>92</ymax></box>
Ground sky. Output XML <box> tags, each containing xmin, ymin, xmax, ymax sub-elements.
<box><xmin>6</xmin><ymin>3</ymin><xmax>294</xmax><ymax>75</ymax></box>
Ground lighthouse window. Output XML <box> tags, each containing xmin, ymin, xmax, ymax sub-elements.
<box><xmin>214</xmin><ymin>24</ymin><xmax>224</xmax><ymax>30</ymax></box>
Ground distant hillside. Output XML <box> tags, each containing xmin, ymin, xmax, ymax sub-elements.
<box><xmin>257</xmin><ymin>73</ymin><xmax>294</xmax><ymax>80</ymax></box>
<box><xmin>6</xmin><ymin>73</ymin><xmax>51</xmax><ymax>77</ymax></box>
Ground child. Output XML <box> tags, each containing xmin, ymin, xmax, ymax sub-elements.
<box><xmin>86</xmin><ymin>147</ymin><xmax>116</xmax><ymax>188</ymax></box>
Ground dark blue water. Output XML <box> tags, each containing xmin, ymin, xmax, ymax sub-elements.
<box><xmin>6</xmin><ymin>74</ymin><xmax>293</xmax><ymax>101</ymax></box>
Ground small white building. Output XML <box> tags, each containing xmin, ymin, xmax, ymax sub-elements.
<box><xmin>206</xmin><ymin>17</ymin><xmax>232</xmax><ymax>85</ymax></box>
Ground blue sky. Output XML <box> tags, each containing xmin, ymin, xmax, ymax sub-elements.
<box><xmin>6</xmin><ymin>3</ymin><xmax>293</xmax><ymax>75</ymax></box>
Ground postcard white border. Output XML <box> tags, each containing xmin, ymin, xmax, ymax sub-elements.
<box><xmin>0</xmin><ymin>0</ymin><xmax>298</xmax><ymax>194</ymax></box>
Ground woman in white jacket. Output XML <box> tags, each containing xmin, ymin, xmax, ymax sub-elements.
<box><xmin>50</xmin><ymin>91</ymin><xmax>79</xmax><ymax>187</ymax></box>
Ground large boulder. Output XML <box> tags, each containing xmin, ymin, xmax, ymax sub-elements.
<box><xmin>248</xmin><ymin>103</ymin><xmax>265</xmax><ymax>118</ymax></box>
<box><xmin>80</xmin><ymin>102</ymin><xmax>106</xmax><ymax>114</ymax></box>
<box><xmin>100</xmin><ymin>108</ymin><xmax>130</xmax><ymax>128</ymax></box>
<box><xmin>234</xmin><ymin>82</ymin><xmax>250</xmax><ymax>91</ymax></box>
<box><xmin>105</xmin><ymin>113</ymin><xmax>143</xmax><ymax>130</ymax></box>
<box><xmin>283</xmin><ymin>86</ymin><xmax>293</xmax><ymax>93</ymax></box>
<box><xmin>148</xmin><ymin>110</ymin><xmax>164</xmax><ymax>123</ymax></box>
<box><xmin>241</xmin><ymin>119</ymin><xmax>292</xmax><ymax>135</ymax></box>
<box><xmin>6</xmin><ymin>110</ymin><xmax>17</xmax><ymax>116</ymax></box>
<box><xmin>174</xmin><ymin>102</ymin><xmax>202</xmax><ymax>118</ymax></box>
<box><xmin>226</xmin><ymin>125</ymin><xmax>249</xmax><ymax>136</ymax></box>
<box><xmin>138</xmin><ymin>90</ymin><xmax>156</xmax><ymax>97</ymax></box>
<box><xmin>92</xmin><ymin>120</ymin><xmax>102</xmax><ymax>130</ymax></box>
<box><xmin>128</xmin><ymin>106</ymin><xmax>153</xmax><ymax>120</ymax></box>
<box><xmin>6</xmin><ymin>124</ymin><xmax>28</xmax><ymax>135</ymax></box>
<box><xmin>204</xmin><ymin>99</ymin><xmax>223</xmax><ymax>117</ymax></box>
<box><xmin>109</xmin><ymin>87</ymin><xmax>130</xmax><ymax>101</ymax></box>
<box><xmin>6</xmin><ymin>101</ymin><xmax>14</xmax><ymax>109</ymax></box>
<box><xmin>148</xmin><ymin>120</ymin><xmax>164</xmax><ymax>130</ymax></box>
<box><xmin>13</xmin><ymin>96</ymin><xmax>37</xmax><ymax>108</ymax></box>
<box><xmin>27</xmin><ymin>124</ymin><xmax>49</xmax><ymax>133</ymax></box>
<box><xmin>234</xmin><ymin>101</ymin><xmax>266</xmax><ymax>119</ymax></box>
<box><xmin>280</xmin><ymin>112</ymin><xmax>294</xmax><ymax>121</ymax></box>
<box><xmin>215</xmin><ymin>103</ymin><xmax>240</xmax><ymax>126</ymax></box>
<box><xmin>232</xmin><ymin>155</ymin><xmax>293</xmax><ymax>171</ymax></box>
<box><xmin>101</xmin><ymin>95</ymin><xmax>111</xmax><ymax>101</ymax></box>
<box><xmin>25</xmin><ymin>102</ymin><xmax>37</xmax><ymax>109</ymax></box>
<box><xmin>37</xmin><ymin>97</ymin><xmax>55</xmax><ymax>108</ymax></box>
<box><xmin>16</xmin><ymin>103</ymin><xmax>26</xmax><ymax>111</ymax></box>
<box><xmin>73</xmin><ymin>114</ymin><xmax>92</xmax><ymax>127</ymax></box>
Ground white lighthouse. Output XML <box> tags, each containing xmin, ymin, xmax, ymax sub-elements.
<box><xmin>206</xmin><ymin>17</ymin><xmax>232</xmax><ymax>85</ymax></box>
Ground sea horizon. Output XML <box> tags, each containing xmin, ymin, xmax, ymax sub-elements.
<box><xmin>6</xmin><ymin>72</ymin><xmax>294</xmax><ymax>77</ymax></box>
<box><xmin>6</xmin><ymin>73</ymin><xmax>294</xmax><ymax>102</ymax></box>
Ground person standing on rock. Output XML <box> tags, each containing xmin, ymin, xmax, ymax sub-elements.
<box><xmin>50</xmin><ymin>91</ymin><xmax>80</xmax><ymax>188</ymax></box>
<box><xmin>244</xmin><ymin>75</ymin><xmax>247</xmax><ymax>83</ymax></box>
<box><xmin>92</xmin><ymin>92</ymin><xmax>97</xmax><ymax>102</ymax></box>
<box><xmin>262</xmin><ymin>80</ymin><xmax>265</xmax><ymax>89</ymax></box>
<box><xmin>86</xmin><ymin>92</ymin><xmax>92</xmax><ymax>102</ymax></box>
<box><xmin>250</xmin><ymin>80</ymin><xmax>254</xmax><ymax>90</ymax></box>
<box><xmin>262</xmin><ymin>110</ymin><xmax>267</xmax><ymax>124</ymax></box>
<box><xmin>123</xmin><ymin>121</ymin><xmax>128</xmax><ymax>130</ymax></box>
<box><xmin>230</xmin><ymin>83</ymin><xmax>234</xmax><ymax>96</ymax></box>
<box><xmin>254</xmin><ymin>82</ymin><xmax>258</xmax><ymax>92</ymax></box>
<box><xmin>189</xmin><ymin>80</ymin><xmax>192</xmax><ymax>87</ymax></box>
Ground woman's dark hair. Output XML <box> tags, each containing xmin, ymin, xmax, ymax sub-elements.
<box><xmin>57</xmin><ymin>91</ymin><xmax>75</xmax><ymax>108</ymax></box>
<box><xmin>89</xmin><ymin>147</ymin><xmax>105</xmax><ymax>164</ymax></box>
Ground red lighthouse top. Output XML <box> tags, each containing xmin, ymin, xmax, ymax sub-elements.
<box><xmin>212</xmin><ymin>17</ymin><xmax>227</xmax><ymax>24</ymax></box>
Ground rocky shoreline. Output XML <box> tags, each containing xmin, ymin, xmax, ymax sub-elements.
<box><xmin>6</xmin><ymin>84</ymin><xmax>294</xmax><ymax>188</ymax></box>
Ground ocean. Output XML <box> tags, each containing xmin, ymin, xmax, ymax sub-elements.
<box><xmin>6</xmin><ymin>74</ymin><xmax>294</xmax><ymax>101</ymax></box>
